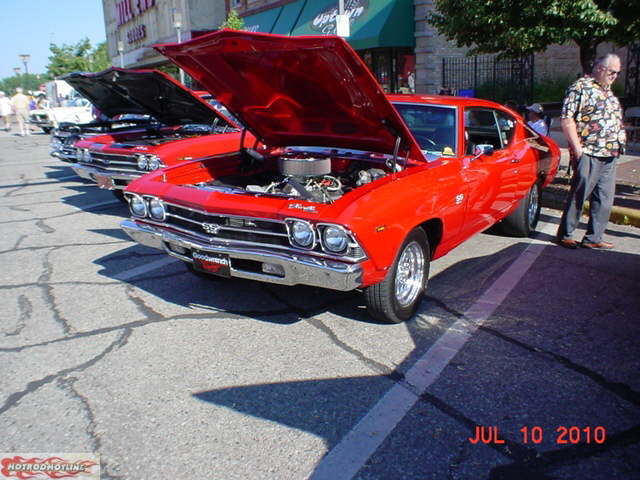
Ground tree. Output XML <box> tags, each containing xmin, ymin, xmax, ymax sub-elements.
<box><xmin>46</xmin><ymin>38</ymin><xmax>109</xmax><ymax>77</ymax></box>
<box><xmin>0</xmin><ymin>73</ymin><xmax>49</xmax><ymax>95</ymax></box>
<box><xmin>428</xmin><ymin>0</ymin><xmax>640</xmax><ymax>73</ymax></box>
<box><xmin>219</xmin><ymin>9</ymin><xmax>244</xmax><ymax>30</ymax></box>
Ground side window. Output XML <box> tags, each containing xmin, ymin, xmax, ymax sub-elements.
<box><xmin>464</xmin><ymin>108</ymin><xmax>502</xmax><ymax>154</ymax></box>
<box><xmin>495</xmin><ymin>111</ymin><xmax>516</xmax><ymax>146</ymax></box>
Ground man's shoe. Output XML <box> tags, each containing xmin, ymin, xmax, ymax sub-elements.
<box><xmin>557</xmin><ymin>238</ymin><xmax>579</xmax><ymax>249</ymax></box>
<box><xmin>581</xmin><ymin>240</ymin><xmax>614</xmax><ymax>249</ymax></box>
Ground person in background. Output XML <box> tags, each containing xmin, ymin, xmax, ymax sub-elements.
<box><xmin>525</xmin><ymin>103</ymin><xmax>549</xmax><ymax>136</ymax></box>
<box><xmin>0</xmin><ymin>91</ymin><xmax>12</xmax><ymax>131</ymax></box>
<box><xmin>11</xmin><ymin>87</ymin><xmax>31</xmax><ymax>136</ymax></box>
<box><xmin>556</xmin><ymin>53</ymin><xmax>625</xmax><ymax>250</ymax></box>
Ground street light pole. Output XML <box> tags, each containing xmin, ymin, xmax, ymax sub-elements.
<box><xmin>173</xmin><ymin>11</ymin><xmax>185</xmax><ymax>85</ymax></box>
<box><xmin>19</xmin><ymin>54</ymin><xmax>30</xmax><ymax>75</ymax></box>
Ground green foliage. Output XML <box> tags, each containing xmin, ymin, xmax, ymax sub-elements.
<box><xmin>0</xmin><ymin>73</ymin><xmax>50</xmax><ymax>96</ymax></box>
<box><xmin>532</xmin><ymin>75</ymin><xmax>577</xmax><ymax>102</ymax></box>
<box><xmin>428</xmin><ymin>0</ymin><xmax>640</xmax><ymax>72</ymax></box>
<box><xmin>220</xmin><ymin>9</ymin><xmax>244</xmax><ymax>30</ymax></box>
<box><xmin>46</xmin><ymin>38</ymin><xmax>109</xmax><ymax>77</ymax></box>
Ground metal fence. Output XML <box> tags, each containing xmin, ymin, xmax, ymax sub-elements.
<box><xmin>442</xmin><ymin>54</ymin><xmax>534</xmax><ymax>105</ymax></box>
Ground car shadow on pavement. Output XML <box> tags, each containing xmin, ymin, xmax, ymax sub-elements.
<box><xmin>182</xmin><ymin>242</ymin><xmax>640</xmax><ymax>479</ymax></box>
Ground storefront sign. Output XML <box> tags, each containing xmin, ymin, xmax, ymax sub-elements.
<box><xmin>116</xmin><ymin>0</ymin><xmax>156</xmax><ymax>27</ymax></box>
<box><xmin>311</xmin><ymin>0</ymin><xmax>368</xmax><ymax>35</ymax></box>
<box><xmin>127</xmin><ymin>24</ymin><xmax>147</xmax><ymax>43</ymax></box>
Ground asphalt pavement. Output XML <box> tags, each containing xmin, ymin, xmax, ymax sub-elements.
<box><xmin>0</xmin><ymin>129</ymin><xmax>638</xmax><ymax>480</ymax></box>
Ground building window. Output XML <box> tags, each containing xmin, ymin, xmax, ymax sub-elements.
<box><xmin>359</xmin><ymin>48</ymin><xmax>415</xmax><ymax>94</ymax></box>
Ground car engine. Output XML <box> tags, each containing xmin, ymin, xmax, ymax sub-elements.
<box><xmin>193</xmin><ymin>153</ymin><xmax>392</xmax><ymax>204</ymax></box>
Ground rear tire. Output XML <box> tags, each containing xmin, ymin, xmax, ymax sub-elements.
<box><xmin>497</xmin><ymin>182</ymin><xmax>541</xmax><ymax>237</ymax></box>
<box><xmin>365</xmin><ymin>228</ymin><xmax>430</xmax><ymax>323</ymax></box>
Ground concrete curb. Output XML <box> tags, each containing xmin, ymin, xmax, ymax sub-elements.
<box><xmin>541</xmin><ymin>184</ymin><xmax>640</xmax><ymax>228</ymax></box>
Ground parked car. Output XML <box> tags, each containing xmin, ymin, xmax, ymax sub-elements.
<box><xmin>50</xmin><ymin>114</ymin><xmax>153</xmax><ymax>163</ymax></box>
<box><xmin>29</xmin><ymin>96</ymin><xmax>94</xmax><ymax>134</ymax></box>
<box><xmin>59</xmin><ymin>68</ymin><xmax>250</xmax><ymax>199</ymax></box>
<box><xmin>121</xmin><ymin>31</ymin><xmax>560</xmax><ymax>323</ymax></box>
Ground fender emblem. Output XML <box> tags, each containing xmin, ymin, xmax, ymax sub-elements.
<box><xmin>288</xmin><ymin>203</ymin><xmax>317</xmax><ymax>213</ymax></box>
<box><xmin>202</xmin><ymin>223</ymin><xmax>221</xmax><ymax>234</ymax></box>
<box><xmin>455</xmin><ymin>193</ymin><xmax>464</xmax><ymax>205</ymax></box>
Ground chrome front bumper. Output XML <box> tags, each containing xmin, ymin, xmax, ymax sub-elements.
<box><xmin>70</xmin><ymin>163</ymin><xmax>141</xmax><ymax>190</ymax></box>
<box><xmin>50</xmin><ymin>150</ymin><xmax>76</xmax><ymax>163</ymax></box>
<box><xmin>121</xmin><ymin>219</ymin><xmax>363</xmax><ymax>291</ymax></box>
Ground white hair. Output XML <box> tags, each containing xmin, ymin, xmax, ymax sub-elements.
<box><xmin>593</xmin><ymin>54</ymin><xmax>621</xmax><ymax>69</ymax></box>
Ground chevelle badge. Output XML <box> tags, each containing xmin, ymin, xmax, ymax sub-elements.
<box><xmin>288</xmin><ymin>203</ymin><xmax>318</xmax><ymax>213</ymax></box>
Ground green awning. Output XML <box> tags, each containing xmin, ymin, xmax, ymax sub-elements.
<box><xmin>290</xmin><ymin>0</ymin><xmax>414</xmax><ymax>50</ymax></box>
<box><xmin>242</xmin><ymin>6</ymin><xmax>283</xmax><ymax>33</ymax></box>
<box><xmin>271</xmin><ymin>0</ymin><xmax>307</xmax><ymax>35</ymax></box>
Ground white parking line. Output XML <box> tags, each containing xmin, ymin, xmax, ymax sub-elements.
<box><xmin>307</xmin><ymin>221</ymin><xmax>557</xmax><ymax>480</ymax></box>
<box><xmin>113</xmin><ymin>256</ymin><xmax>178</xmax><ymax>281</ymax></box>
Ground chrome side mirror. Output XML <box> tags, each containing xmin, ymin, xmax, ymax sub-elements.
<box><xmin>473</xmin><ymin>144</ymin><xmax>494</xmax><ymax>159</ymax></box>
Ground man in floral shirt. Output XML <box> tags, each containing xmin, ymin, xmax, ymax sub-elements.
<box><xmin>556</xmin><ymin>53</ymin><xmax>626</xmax><ymax>249</ymax></box>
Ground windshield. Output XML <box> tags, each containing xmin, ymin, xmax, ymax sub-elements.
<box><xmin>393</xmin><ymin>103</ymin><xmax>457</xmax><ymax>156</ymax></box>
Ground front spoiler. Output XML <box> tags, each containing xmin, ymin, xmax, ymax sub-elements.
<box><xmin>121</xmin><ymin>219</ymin><xmax>363</xmax><ymax>291</ymax></box>
<box><xmin>70</xmin><ymin>163</ymin><xmax>141</xmax><ymax>190</ymax></box>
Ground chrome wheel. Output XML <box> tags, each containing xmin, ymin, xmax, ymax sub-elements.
<box><xmin>394</xmin><ymin>241</ymin><xmax>425</xmax><ymax>308</ymax></box>
<box><xmin>527</xmin><ymin>184</ymin><xmax>539</xmax><ymax>229</ymax></box>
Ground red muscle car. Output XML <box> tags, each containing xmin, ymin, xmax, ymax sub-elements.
<box><xmin>121</xmin><ymin>31</ymin><xmax>560</xmax><ymax>323</ymax></box>
<box><xmin>60</xmin><ymin>68</ymin><xmax>254</xmax><ymax>199</ymax></box>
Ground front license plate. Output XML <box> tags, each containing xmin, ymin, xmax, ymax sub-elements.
<box><xmin>94</xmin><ymin>174</ymin><xmax>115</xmax><ymax>190</ymax></box>
<box><xmin>192</xmin><ymin>251</ymin><xmax>231</xmax><ymax>277</ymax></box>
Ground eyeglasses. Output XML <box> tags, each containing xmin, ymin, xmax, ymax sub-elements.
<box><xmin>602</xmin><ymin>67</ymin><xmax>620</xmax><ymax>76</ymax></box>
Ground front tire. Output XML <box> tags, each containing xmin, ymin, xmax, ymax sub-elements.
<box><xmin>365</xmin><ymin>228</ymin><xmax>430</xmax><ymax>323</ymax></box>
<box><xmin>497</xmin><ymin>182</ymin><xmax>541</xmax><ymax>237</ymax></box>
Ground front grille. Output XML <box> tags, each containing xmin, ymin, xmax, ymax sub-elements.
<box><xmin>164</xmin><ymin>204</ymin><xmax>290</xmax><ymax>249</ymax></box>
<box><xmin>158</xmin><ymin>203</ymin><xmax>365</xmax><ymax>261</ymax></box>
<box><xmin>81</xmin><ymin>152</ymin><xmax>139</xmax><ymax>173</ymax></box>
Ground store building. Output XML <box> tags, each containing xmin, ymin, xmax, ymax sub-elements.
<box><xmin>101</xmin><ymin>0</ymin><xmax>227</xmax><ymax>70</ymax></box>
<box><xmin>233</xmin><ymin>0</ymin><xmax>416</xmax><ymax>94</ymax></box>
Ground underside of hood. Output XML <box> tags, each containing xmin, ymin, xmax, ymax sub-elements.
<box><xmin>154</xmin><ymin>30</ymin><xmax>422</xmax><ymax>159</ymax></box>
<box><xmin>63</xmin><ymin>68</ymin><xmax>229</xmax><ymax>127</ymax></box>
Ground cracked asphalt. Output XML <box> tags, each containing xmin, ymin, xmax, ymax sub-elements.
<box><xmin>0</xmin><ymin>132</ymin><xmax>639</xmax><ymax>480</ymax></box>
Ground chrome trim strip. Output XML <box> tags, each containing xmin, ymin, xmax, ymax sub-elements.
<box><xmin>121</xmin><ymin>219</ymin><xmax>363</xmax><ymax>291</ymax></box>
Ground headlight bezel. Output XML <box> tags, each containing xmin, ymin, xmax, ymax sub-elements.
<box><xmin>136</xmin><ymin>153</ymin><xmax>164</xmax><ymax>171</ymax></box>
<box><xmin>286</xmin><ymin>219</ymin><xmax>316</xmax><ymax>249</ymax></box>
<box><xmin>128</xmin><ymin>194</ymin><xmax>148</xmax><ymax>218</ymax></box>
<box><xmin>319</xmin><ymin>224</ymin><xmax>350</xmax><ymax>254</ymax></box>
<box><xmin>147</xmin><ymin>197</ymin><xmax>166</xmax><ymax>221</ymax></box>
<box><xmin>136</xmin><ymin>154</ymin><xmax>149</xmax><ymax>171</ymax></box>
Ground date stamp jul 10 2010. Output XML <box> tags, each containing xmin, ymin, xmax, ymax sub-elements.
<box><xmin>469</xmin><ymin>425</ymin><xmax>607</xmax><ymax>445</ymax></box>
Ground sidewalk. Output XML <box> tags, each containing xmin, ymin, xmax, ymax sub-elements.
<box><xmin>543</xmin><ymin>127</ymin><xmax>640</xmax><ymax>227</ymax></box>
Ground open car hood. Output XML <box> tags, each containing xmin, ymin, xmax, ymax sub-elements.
<box><xmin>63</xmin><ymin>68</ymin><xmax>229</xmax><ymax>127</ymax></box>
<box><xmin>154</xmin><ymin>30</ymin><xmax>423</xmax><ymax>159</ymax></box>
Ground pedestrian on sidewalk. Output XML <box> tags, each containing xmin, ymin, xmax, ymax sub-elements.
<box><xmin>11</xmin><ymin>87</ymin><xmax>31</xmax><ymax>136</ymax></box>
<box><xmin>0</xmin><ymin>91</ymin><xmax>11</xmax><ymax>131</ymax></box>
<box><xmin>556</xmin><ymin>53</ymin><xmax>626</xmax><ymax>250</ymax></box>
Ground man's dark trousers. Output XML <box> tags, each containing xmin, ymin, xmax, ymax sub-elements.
<box><xmin>558</xmin><ymin>153</ymin><xmax>617</xmax><ymax>243</ymax></box>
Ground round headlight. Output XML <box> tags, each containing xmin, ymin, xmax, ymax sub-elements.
<box><xmin>136</xmin><ymin>154</ymin><xmax>149</xmax><ymax>170</ymax></box>
<box><xmin>147</xmin><ymin>154</ymin><xmax>162</xmax><ymax>171</ymax></box>
<box><xmin>148</xmin><ymin>197</ymin><xmax>166</xmax><ymax>221</ymax></box>
<box><xmin>322</xmin><ymin>226</ymin><xmax>349</xmax><ymax>253</ymax></box>
<box><xmin>291</xmin><ymin>220</ymin><xmax>314</xmax><ymax>248</ymax></box>
<box><xmin>129</xmin><ymin>195</ymin><xmax>147</xmax><ymax>217</ymax></box>
<box><xmin>75</xmin><ymin>148</ymin><xmax>83</xmax><ymax>161</ymax></box>
<box><xmin>84</xmin><ymin>150</ymin><xmax>92</xmax><ymax>162</ymax></box>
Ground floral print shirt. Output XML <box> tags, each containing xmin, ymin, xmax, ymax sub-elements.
<box><xmin>561</xmin><ymin>76</ymin><xmax>626</xmax><ymax>157</ymax></box>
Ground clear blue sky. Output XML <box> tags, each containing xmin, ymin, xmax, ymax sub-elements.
<box><xmin>0</xmin><ymin>0</ymin><xmax>107</xmax><ymax>79</ymax></box>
